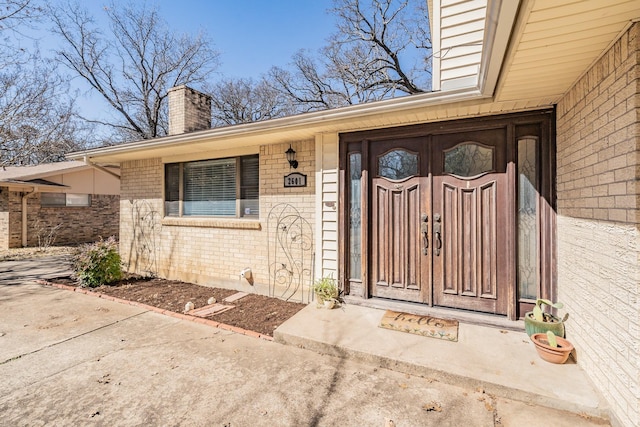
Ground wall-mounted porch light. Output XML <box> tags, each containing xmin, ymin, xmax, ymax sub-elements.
<box><xmin>285</xmin><ymin>144</ymin><xmax>298</xmax><ymax>169</ymax></box>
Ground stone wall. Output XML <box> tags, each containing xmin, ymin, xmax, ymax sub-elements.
<box><xmin>119</xmin><ymin>140</ymin><xmax>316</xmax><ymax>300</ymax></box>
<box><xmin>556</xmin><ymin>23</ymin><xmax>639</xmax><ymax>427</ymax></box>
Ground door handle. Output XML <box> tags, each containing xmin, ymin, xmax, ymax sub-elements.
<box><xmin>420</xmin><ymin>214</ymin><xmax>429</xmax><ymax>255</ymax></box>
<box><xmin>434</xmin><ymin>213</ymin><xmax>442</xmax><ymax>256</ymax></box>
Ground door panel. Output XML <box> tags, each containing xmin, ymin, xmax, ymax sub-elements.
<box><xmin>372</xmin><ymin>177</ymin><xmax>429</xmax><ymax>302</ymax></box>
<box><xmin>367</xmin><ymin>129</ymin><xmax>511</xmax><ymax>314</ymax></box>
<box><xmin>370</xmin><ymin>139</ymin><xmax>429</xmax><ymax>303</ymax></box>
<box><xmin>432</xmin><ymin>129</ymin><xmax>509</xmax><ymax>315</ymax></box>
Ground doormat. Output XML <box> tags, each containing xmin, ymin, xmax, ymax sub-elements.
<box><xmin>379</xmin><ymin>310</ymin><xmax>459</xmax><ymax>342</ymax></box>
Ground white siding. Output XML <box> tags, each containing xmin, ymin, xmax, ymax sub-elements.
<box><xmin>432</xmin><ymin>0</ymin><xmax>486</xmax><ymax>91</ymax></box>
<box><xmin>315</xmin><ymin>133</ymin><xmax>339</xmax><ymax>281</ymax></box>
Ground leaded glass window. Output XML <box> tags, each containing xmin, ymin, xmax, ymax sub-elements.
<box><xmin>349</xmin><ymin>153</ymin><xmax>362</xmax><ymax>280</ymax></box>
<box><xmin>378</xmin><ymin>149</ymin><xmax>418</xmax><ymax>180</ymax></box>
<box><xmin>444</xmin><ymin>142</ymin><xmax>494</xmax><ymax>177</ymax></box>
<box><xmin>518</xmin><ymin>137</ymin><xmax>539</xmax><ymax>300</ymax></box>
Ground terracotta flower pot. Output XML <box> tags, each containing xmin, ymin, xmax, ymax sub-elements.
<box><xmin>531</xmin><ymin>333</ymin><xmax>574</xmax><ymax>364</ymax></box>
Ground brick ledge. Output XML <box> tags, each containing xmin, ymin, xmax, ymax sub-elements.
<box><xmin>161</xmin><ymin>217</ymin><xmax>262</xmax><ymax>230</ymax></box>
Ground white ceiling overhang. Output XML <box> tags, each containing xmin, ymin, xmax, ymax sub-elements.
<box><xmin>67</xmin><ymin>0</ymin><xmax>640</xmax><ymax>165</ymax></box>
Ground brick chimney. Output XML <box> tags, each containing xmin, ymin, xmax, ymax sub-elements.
<box><xmin>167</xmin><ymin>85</ymin><xmax>212</xmax><ymax>135</ymax></box>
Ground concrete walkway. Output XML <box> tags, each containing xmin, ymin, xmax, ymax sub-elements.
<box><xmin>275</xmin><ymin>302</ymin><xmax>610</xmax><ymax>421</ymax></box>
<box><xmin>0</xmin><ymin>256</ymin><xmax>610</xmax><ymax>426</ymax></box>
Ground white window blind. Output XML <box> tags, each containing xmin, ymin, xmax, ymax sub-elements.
<box><xmin>41</xmin><ymin>192</ymin><xmax>90</xmax><ymax>207</ymax></box>
<box><xmin>165</xmin><ymin>154</ymin><xmax>259</xmax><ymax>218</ymax></box>
<box><xmin>184</xmin><ymin>158</ymin><xmax>237</xmax><ymax>216</ymax></box>
<box><xmin>240</xmin><ymin>155</ymin><xmax>259</xmax><ymax>217</ymax></box>
<box><xmin>164</xmin><ymin>163</ymin><xmax>180</xmax><ymax>216</ymax></box>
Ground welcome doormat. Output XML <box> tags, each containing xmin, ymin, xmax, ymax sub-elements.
<box><xmin>379</xmin><ymin>310</ymin><xmax>459</xmax><ymax>342</ymax></box>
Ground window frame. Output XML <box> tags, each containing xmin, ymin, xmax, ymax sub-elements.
<box><xmin>164</xmin><ymin>154</ymin><xmax>259</xmax><ymax>219</ymax></box>
<box><xmin>40</xmin><ymin>192</ymin><xmax>91</xmax><ymax>207</ymax></box>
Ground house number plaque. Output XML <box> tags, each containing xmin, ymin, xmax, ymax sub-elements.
<box><xmin>284</xmin><ymin>172</ymin><xmax>307</xmax><ymax>188</ymax></box>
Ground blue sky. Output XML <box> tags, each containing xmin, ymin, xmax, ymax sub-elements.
<box><xmin>12</xmin><ymin>0</ymin><xmax>338</xmax><ymax>137</ymax></box>
<box><xmin>169</xmin><ymin>0</ymin><xmax>336</xmax><ymax>79</ymax></box>
<box><xmin>77</xmin><ymin>0</ymin><xmax>337</xmax><ymax>80</ymax></box>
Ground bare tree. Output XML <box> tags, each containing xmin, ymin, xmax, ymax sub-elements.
<box><xmin>207</xmin><ymin>78</ymin><xmax>295</xmax><ymax>126</ymax></box>
<box><xmin>50</xmin><ymin>1</ymin><xmax>220</xmax><ymax>141</ymax></box>
<box><xmin>0</xmin><ymin>0</ymin><xmax>88</xmax><ymax>166</ymax></box>
<box><xmin>269</xmin><ymin>0</ymin><xmax>431</xmax><ymax>112</ymax></box>
<box><xmin>0</xmin><ymin>0</ymin><xmax>40</xmax><ymax>33</ymax></box>
<box><xmin>0</xmin><ymin>0</ymin><xmax>42</xmax><ymax>61</ymax></box>
<box><xmin>0</xmin><ymin>58</ymin><xmax>86</xmax><ymax>166</ymax></box>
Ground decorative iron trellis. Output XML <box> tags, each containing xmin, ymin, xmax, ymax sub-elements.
<box><xmin>267</xmin><ymin>203</ymin><xmax>314</xmax><ymax>303</ymax></box>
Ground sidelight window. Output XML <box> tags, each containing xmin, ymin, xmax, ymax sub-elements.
<box><xmin>517</xmin><ymin>137</ymin><xmax>539</xmax><ymax>300</ymax></box>
<box><xmin>349</xmin><ymin>153</ymin><xmax>362</xmax><ymax>280</ymax></box>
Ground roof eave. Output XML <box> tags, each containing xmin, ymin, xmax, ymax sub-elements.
<box><xmin>67</xmin><ymin>0</ymin><xmax>521</xmax><ymax>164</ymax></box>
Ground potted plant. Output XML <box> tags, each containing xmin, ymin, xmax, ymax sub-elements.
<box><xmin>524</xmin><ymin>298</ymin><xmax>568</xmax><ymax>338</ymax></box>
<box><xmin>531</xmin><ymin>331</ymin><xmax>574</xmax><ymax>364</ymax></box>
<box><xmin>313</xmin><ymin>276</ymin><xmax>340</xmax><ymax>309</ymax></box>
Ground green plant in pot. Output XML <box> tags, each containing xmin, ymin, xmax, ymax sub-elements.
<box><xmin>313</xmin><ymin>276</ymin><xmax>340</xmax><ymax>309</ymax></box>
<box><xmin>524</xmin><ymin>298</ymin><xmax>568</xmax><ymax>337</ymax></box>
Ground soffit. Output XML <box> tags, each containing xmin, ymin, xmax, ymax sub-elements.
<box><xmin>495</xmin><ymin>0</ymin><xmax>639</xmax><ymax>103</ymax></box>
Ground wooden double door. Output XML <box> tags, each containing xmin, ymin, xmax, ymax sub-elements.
<box><xmin>369</xmin><ymin>127</ymin><xmax>510</xmax><ymax>315</ymax></box>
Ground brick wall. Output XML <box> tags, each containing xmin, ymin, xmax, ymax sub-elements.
<box><xmin>119</xmin><ymin>141</ymin><xmax>316</xmax><ymax>300</ymax></box>
<box><xmin>0</xmin><ymin>189</ymin><xmax>8</xmax><ymax>249</ymax></box>
<box><xmin>556</xmin><ymin>23</ymin><xmax>639</xmax><ymax>427</ymax></box>
<box><xmin>168</xmin><ymin>86</ymin><xmax>212</xmax><ymax>135</ymax></box>
<box><xmin>28</xmin><ymin>194</ymin><xmax>120</xmax><ymax>247</ymax></box>
<box><xmin>0</xmin><ymin>190</ymin><xmax>119</xmax><ymax>249</ymax></box>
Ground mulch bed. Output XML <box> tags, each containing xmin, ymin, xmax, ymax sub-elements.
<box><xmin>53</xmin><ymin>276</ymin><xmax>307</xmax><ymax>337</ymax></box>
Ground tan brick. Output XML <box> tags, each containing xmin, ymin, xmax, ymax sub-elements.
<box><xmin>608</xmin><ymin>209</ymin><xmax>628</xmax><ymax>222</ymax></box>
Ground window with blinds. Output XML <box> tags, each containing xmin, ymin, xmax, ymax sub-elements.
<box><xmin>165</xmin><ymin>163</ymin><xmax>180</xmax><ymax>216</ymax></box>
<box><xmin>164</xmin><ymin>154</ymin><xmax>259</xmax><ymax>218</ymax></box>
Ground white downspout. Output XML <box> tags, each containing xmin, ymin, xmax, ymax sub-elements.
<box><xmin>21</xmin><ymin>188</ymin><xmax>37</xmax><ymax>247</ymax></box>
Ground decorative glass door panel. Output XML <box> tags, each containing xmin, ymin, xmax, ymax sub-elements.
<box><xmin>340</xmin><ymin>109</ymin><xmax>554</xmax><ymax>320</ymax></box>
<box><xmin>432</xmin><ymin>130</ymin><xmax>509</xmax><ymax>315</ymax></box>
<box><xmin>370</xmin><ymin>141</ymin><xmax>430</xmax><ymax>303</ymax></box>
<box><xmin>369</xmin><ymin>130</ymin><xmax>510</xmax><ymax>314</ymax></box>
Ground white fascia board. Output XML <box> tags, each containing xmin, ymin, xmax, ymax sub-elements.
<box><xmin>478</xmin><ymin>0</ymin><xmax>522</xmax><ymax>96</ymax></box>
<box><xmin>67</xmin><ymin>86</ymin><xmax>485</xmax><ymax>162</ymax></box>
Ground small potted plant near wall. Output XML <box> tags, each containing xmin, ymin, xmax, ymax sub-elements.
<box><xmin>313</xmin><ymin>276</ymin><xmax>340</xmax><ymax>309</ymax></box>
<box><xmin>524</xmin><ymin>298</ymin><xmax>568</xmax><ymax>338</ymax></box>
<box><xmin>531</xmin><ymin>331</ymin><xmax>574</xmax><ymax>364</ymax></box>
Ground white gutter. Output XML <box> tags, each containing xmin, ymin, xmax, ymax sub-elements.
<box><xmin>478</xmin><ymin>0</ymin><xmax>522</xmax><ymax>96</ymax></box>
<box><xmin>67</xmin><ymin>86</ymin><xmax>485</xmax><ymax>161</ymax></box>
<box><xmin>83</xmin><ymin>157</ymin><xmax>121</xmax><ymax>180</ymax></box>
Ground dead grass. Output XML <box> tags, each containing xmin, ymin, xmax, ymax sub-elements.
<box><xmin>0</xmin><ymin>245</ymin><xmax>78</xmax><ymax>261</ymax></box>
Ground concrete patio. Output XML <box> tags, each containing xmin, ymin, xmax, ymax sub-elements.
<box><xmin>275</xmin><ymin>302</ymin><xmax>609</xmax><ymax>421</ymax></box>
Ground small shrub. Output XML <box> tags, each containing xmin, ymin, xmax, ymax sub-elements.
<box><xmin>73</xmin><ymin>237</ymin><xmax>122</xmax><ymax>288</ymax></box>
